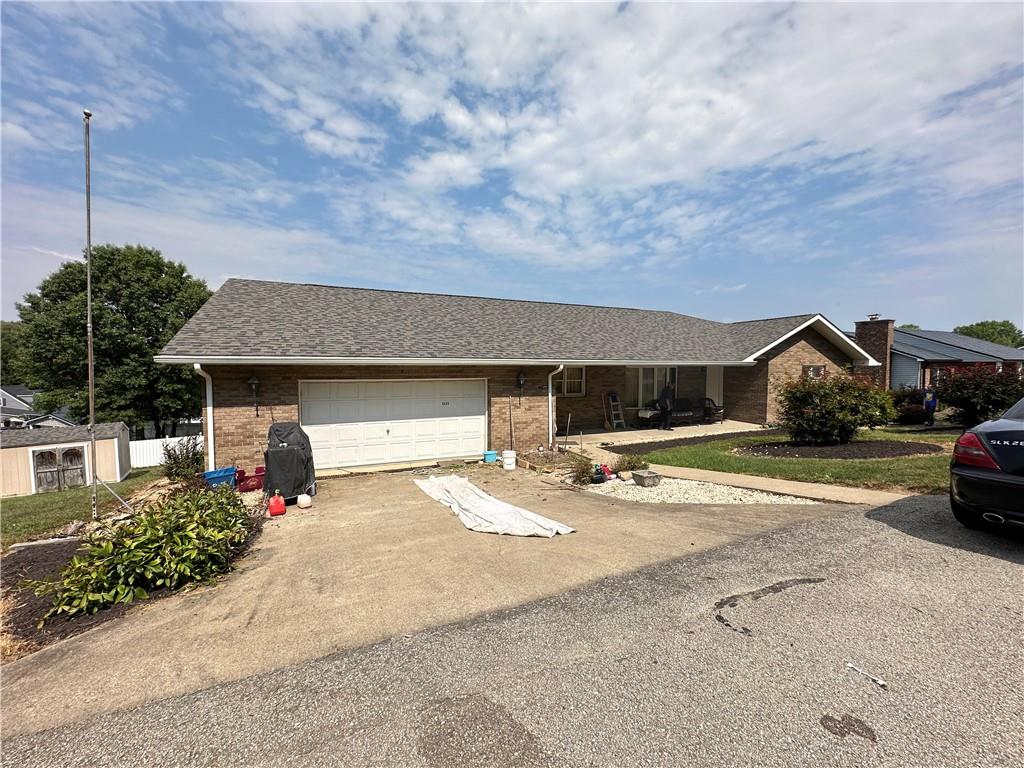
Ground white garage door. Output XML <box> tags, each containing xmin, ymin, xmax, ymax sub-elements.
<box><xmin>299</xmin><ymin>379</ymin><xmax>487</xmax><ymax>469</ymax></box>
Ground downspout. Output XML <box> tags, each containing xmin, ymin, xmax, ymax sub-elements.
<box><xmin>194</xmin><ymin>363</ymin><xmax>215</xmax><ymax>471</ymax></box>
<box><xmin>547</xmin><ymin>364</ymin><xmax>564</xmax><ymax>449</ymax></box>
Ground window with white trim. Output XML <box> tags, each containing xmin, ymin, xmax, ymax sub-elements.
<box><xmin>553</xmin><ymin>366</ymin><xmax>585</xmax><ymax>396</ymax></box>
<box><xmin>629</xmin><ymin>367</ymin><xmax>677</xmax><ymax>407</ymax></box>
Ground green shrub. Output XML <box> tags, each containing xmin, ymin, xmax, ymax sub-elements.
<box><xmin>161</xmin><ymin>435</ymin><xmax>204</xmax><ymax>481</ymax></box>
<box><xmin>775</xmin><ymin>374</ymin><xmax>896</xmax><ymax>445</ymax></box>
<box><xmin>895</xmin><ymin>402</ymin><xmax>929</xmax><ymax>425</ymax></box>
<box><xmin>613</xmin><ymin>454</ymin><xmax>649</xmax><ymax>473</ymax></box>
<box><xmin>939</xmin><ymin>367</ymin><xmax>1024</xmax><ymax>427</ymax></box>
<box><xmin>34</xmin><ymin>485</ymin><xmax>259</xmax><ymax>620</ymax></box>
<box><xmin>891</xmin><ymin>387</ymin><xmax>926</xmax><ymax>409</ymax></box>
<box><xmin>568</xmin><ymin>453</ymin><xmax>593</xmax><ymax>485</ymax></box>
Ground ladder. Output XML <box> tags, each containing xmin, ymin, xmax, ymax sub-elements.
<box><xmin>606</xmin><ymin>391</ymin><xmax>626</xmax><ymax>430</ymax></box>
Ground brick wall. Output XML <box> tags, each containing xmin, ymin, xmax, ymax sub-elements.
<box><xmin>723</xmin><ymin>328</ymin><xmax>854</xmax><ymax>424</ymax></box>
<box><xmin>765</xmin><ymin>328</ymin><xmax>852</xmax><ymax>422</ymax></box>
<box><xmin>723</xmin><ymin>362</ymin><xmax>768</xmax><ymax>423</ymax></box>
<box><xmin>203</xmin><ymin>365</ymin><xmax>553</xmax><ymax>471</ymax></box>
<box><xmin>853</xmin><ymin>318</ymin><xmax>894</xmax><ymax>389</ymax></box>
<box><xmin>555</xmin><ymin>366</ymin><xmax>629</xmax><ymax>431</ymax></box>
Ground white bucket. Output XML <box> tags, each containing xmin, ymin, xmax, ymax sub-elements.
<box><xmin>296</xmin><ymin>493</ymin><xmax>312</xmax><ymax>509</ymax></box>
<box><xmin>501</xmin><ymin>450</ymin><xmax>517</xmax><ymax>470</ymax></box>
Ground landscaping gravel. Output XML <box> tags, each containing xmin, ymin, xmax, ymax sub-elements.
<box><xmin>587</xmin><ymin>477</ymin><xmax>819</xmax><ymax>505</ymax></box>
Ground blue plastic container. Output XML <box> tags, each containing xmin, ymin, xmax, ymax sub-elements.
<box><xmin>483</xmin><ymin>450</ymin><xmax>498</xmax><ymax>464</ymax></box>
<box><xmin>203</xmin><ymin>466</ymin><xmax>237</xmax><ymax>488</ymax></box>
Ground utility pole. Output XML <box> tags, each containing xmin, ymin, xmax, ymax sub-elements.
<box><xmin>83</xmin><ymin>109</ymin><xmax>98</xmax><ymax>520</ymax></box>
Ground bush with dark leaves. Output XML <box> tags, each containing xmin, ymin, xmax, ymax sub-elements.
<box><xmin>775</xmin><ymin>373</ymin><xmax>896</xmax><ymax>445</ymax></box>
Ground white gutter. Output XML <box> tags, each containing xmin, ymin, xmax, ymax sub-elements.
<box><xmin>157</xmin><ymin>355</ymin><xmax>756</xmax><ymax>367</ymax></box>
<box><xmin>194</xmin><ymin>363</ymin><xmax>215</xmax><ymax>471</ymax></box>
<box><xmin>547</xmin><ymin>364</ymin><xmax>564</xmax><ymax>450</ymax></box>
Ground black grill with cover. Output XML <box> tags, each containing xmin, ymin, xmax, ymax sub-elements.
<box><xmin>263</xmin><ymin>422</ymin><xmax>317</xmax><ymax>500</ymax></box>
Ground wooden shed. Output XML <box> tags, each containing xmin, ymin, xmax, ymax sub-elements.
<box><xmin>0</xmin><ymin>422</ymin><xmax>131</xmax><ymax>497</ymax></box>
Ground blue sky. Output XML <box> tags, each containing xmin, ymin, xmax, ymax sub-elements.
<box><xmin>2</xmin><ymin>2</ymin><xmax>1022</xmax><ymax>331</ymax></box>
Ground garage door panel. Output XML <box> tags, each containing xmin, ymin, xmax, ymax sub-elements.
<box><xmin>299</xmin><ymin>379</ymin><xmax>486</xmax><ymax>469</ymax></box>
<box><xmin>303</xmin><ymin>382</ymin><xmax>334</xmax><ymax>400</ymax></box>
<box><xmin>361</xmin><ymin>400</ymin><xmax>389</xmax><ymax>421</ymax></box>
<box><xmin>389</xmin><ymin>399</ymin><xmax>415</xmax><ymax>420</ymax></box>
<box><xmin>301</xmin><ymin>402</ymin><xmax>334</xmax><ymax>426</ymax></box>
<box><xmin>331</xmin><ymin>382</ymin><xmax>360</xmax><ymax>400</ymax></box>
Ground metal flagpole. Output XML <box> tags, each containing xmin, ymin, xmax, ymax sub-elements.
<box><xmin>83</xmin><ymin>109</ymin><xmax>98</xmax><ymax>520</ymax></box>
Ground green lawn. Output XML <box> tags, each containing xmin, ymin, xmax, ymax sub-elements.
<box><xmin>1</xmin><ymin>468</ymin><xmax>163</xmax><ymax>548</ymax></box>
<box><xmin>646</xmin><ymin>429</ymin><xmax>958</xmax><ymax>494</ymax></box>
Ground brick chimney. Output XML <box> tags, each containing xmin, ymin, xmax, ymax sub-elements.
<box><xmin>854</xmin><ymin>315</ymin><xmax>894</xmax><ymax>389</ymax></box>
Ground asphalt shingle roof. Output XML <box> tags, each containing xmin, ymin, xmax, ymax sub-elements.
<box><xmin>896</xmin><ymin>329</ymin><xmax>1024</xmax><ymax>362</ymax></box>
<box><xmin>158</xmin><ymin>279</ymin><xmax>842</xmax><ymax>364</ymax></box>
<box><xmin>1</xmin><ymin>422</ymin><xmax>126</xmax><ymax>449</ymax></box>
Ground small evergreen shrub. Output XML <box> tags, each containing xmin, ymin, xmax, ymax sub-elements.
<box><xmin>161</xmin><ymin>435</ymin><xmax>204</xmax><ymax>481</ymax></box>
<box><xmin>775</xmin><ymin>374</ymin><xmax>896</xmax><ymax>445</ymax></box>
<box><xmin>939</xmin><ymin>367</ymin><xmax>1024</xmax><ymax>427</ymax></box>
<box><xmin>613</xmin><ymin>454</ymin><xmax>650</xmax><ymax>473</ymax></box>
<box><xmin>34</xmin><ymin>485</ymin><xmax>259</xmax><ymax>620</ymax></box>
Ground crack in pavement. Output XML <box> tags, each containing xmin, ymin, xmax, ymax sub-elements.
<box><xmin>713</xmin><ymin>578</ymin><xmax>826</xmax><ymax>635</ymax></box>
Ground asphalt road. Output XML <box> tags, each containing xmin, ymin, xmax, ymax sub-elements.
<box><xmin>4</xmin><ymin>495</ymin><xmax>1022</xmax><ymax>768</ymax></box>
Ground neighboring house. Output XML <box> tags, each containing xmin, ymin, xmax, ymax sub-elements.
<box><xmin>0</xmin><ymin>386</ymin><xmax>35</xmax><ymax>428</ymax></box>
<box><xmin>0</xmin><ymin>386</ymin><xmax>79</xmax><ymax>430</ymax></box>
<box><xmin>3</xmin><ymin>385</ymin><xmax>41</xmax><ymax>407</ymax></box>
<box><xmin>24</xmin><ymin>412</ymin><xmax>77</xmax><ymax>429</ymax></box>
<box><xmin>156</xmin><ymin>279</ymin><xmax>877</xmax><ymax>474</ymax></box>
<box><xmin>0</xmin><ymin>422</ymin><xmax>131</xmax><ymax>496</ymax></box>
<box><xmin>852</xmin><ymin>318</ymin><xmax>1024</xmax><ymax>390</ymax></box>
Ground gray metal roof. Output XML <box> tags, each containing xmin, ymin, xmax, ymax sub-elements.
<box><xmin>157</xmin><ymin>279</ymin><xmax>858</xmax><ymax>364</ymax></box>
<box><xmin>897</xmin><ymin>329</ymin><xmax>1024</xmax><ymax>362</ymax></box>
<box><xmin>0</xmin><ymin>422</ymin><xmax>126</xmax><ymax>449</ymax></box>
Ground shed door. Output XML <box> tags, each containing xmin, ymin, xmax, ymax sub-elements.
<box><xmin>34</xmin><ymin>450</ymin><xmax>61</xmax><ymax>493</ymax></box>
<box><xmin>60</xmin><ymin>447</ymin><xmax>86</xmax><ymax>488</ymax></box>
<box><xmin>300</xmin><ymin>379</ymin><xmax>487</xmax><ymax>469</ymax></box>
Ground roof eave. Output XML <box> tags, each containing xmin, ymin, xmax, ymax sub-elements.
<box><xmin>741</xmin><ymin>314</ymin><xmax>880</xmax><ymax>366</ymax></box>
<box><xmin>154</xmin><ymin>355</ymin><xmax>758</xmax><ymax>367</ymax></box>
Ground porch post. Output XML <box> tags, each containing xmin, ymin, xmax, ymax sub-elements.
<box><xmin>705</xmin><ymin>365</ymin><xmax>724</xmax><ymax>404</ymax></box>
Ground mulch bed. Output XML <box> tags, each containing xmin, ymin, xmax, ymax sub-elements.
<box><xmin>1</xmin><ymin>538</ymin><xmax>131</xmax><ymax>662</ymax></box>
<box><xmin>736</xmin><ymin>440</ymin><xmax>946</xmax><ymax>460</ymax></box>
<box><xmin>602</xmin><ymin>429</ymin><xmax>784</xmax><ymax>456</ymax></box>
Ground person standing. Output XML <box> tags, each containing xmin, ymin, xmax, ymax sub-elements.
<box><xmin>658</xmin><ymin>381</ymin><xmax>675</xmax><ymax>430</ymax></box>
<box><xmin>923</xmin><ymin>388</ymin><xmax>938</xmax><ymax>426</ymax></box>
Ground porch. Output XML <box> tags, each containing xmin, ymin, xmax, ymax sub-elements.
<box><xmin>553</xmin><ymin>363</ymin><xmax>762</xmax><ymax>437</ymax></box>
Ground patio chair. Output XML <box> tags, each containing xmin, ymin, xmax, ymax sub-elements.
<box><xmin>702</xmin><ymin>398</ymin><xmax>725</xmax><ymax>423</ymax></box>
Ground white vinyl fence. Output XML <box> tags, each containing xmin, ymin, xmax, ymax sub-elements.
<box><xmin>129</xmin><ymin>436</ymin><xmax>190</xmax><ymax>468</ymax></box>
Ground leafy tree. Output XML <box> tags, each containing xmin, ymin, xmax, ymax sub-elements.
<box><xmin>774</xmin><ymin>373</ymin><xmax>896</xmax><ymax>445</ymax></box>
<box><xmin>896</xmin><ymin>323</ymin><xmax>920</xmax><ymax>330</ymax></box>
<box><xmin>952</xmin><ymin>320</ymin><xmax>1024</xmax><ymax>348</ymax></box>
<box><xmin>1</xmin><ymin>320</ymin><xmax>29</xmax><ymax>384</ymax></box>
<box><xmin>937</xmin><ymin>367</ymin><xmax>1024</xmax><ymax>427</ymax></box>
<box><xmin>16</xmin><ymin>244</ymin><xmax>211</xmax><ymax>437</ymax></box>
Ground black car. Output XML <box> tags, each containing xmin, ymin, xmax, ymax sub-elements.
<box><xmin>950</xmin><ymin>397</ymin><xmax>1024</xmax><ymax>528</ymax></box>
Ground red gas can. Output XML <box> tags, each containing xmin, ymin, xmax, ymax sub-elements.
<box><xmin>268</xmin><ymin>491</ymin><xmax>286</xmax><ymax>517</ymax></box>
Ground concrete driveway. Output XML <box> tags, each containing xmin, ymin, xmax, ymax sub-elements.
<box><xmin>1</xmin><ymin>465</ymin><xmax>845</xmax><ymax>737</ymax></box>
<box><xmin>4</xmin><ymin>495</ymin><xmax>1021</xmax><ymax>767</ymax></box>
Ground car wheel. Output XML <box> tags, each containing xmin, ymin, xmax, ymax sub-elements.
<box><xmin>950</xmin><ymin>496</ymin><xmax>982</xmax><ymax>528</ymax></box>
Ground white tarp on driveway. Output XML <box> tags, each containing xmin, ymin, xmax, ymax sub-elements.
<box><xmin>414</xmin><ymin>475</ymin><xmax>575</xmax><ymax>538</ymax></box>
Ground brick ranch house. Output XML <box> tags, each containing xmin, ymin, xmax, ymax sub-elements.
<box><xmin>852</xmin><ymin>317</ymin><xmax>1024</xmax><ymax>390</ymax></box>
<box><xmin>156</xmin><ymin>279</ymin><xmax>878</xmax><ymax>473</ymax></box>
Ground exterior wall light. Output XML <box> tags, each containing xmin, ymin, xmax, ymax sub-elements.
<box><xmin>247</xmin><ymin>375</ymin><xmax>260</xmax><ymax>417</ymax></box>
